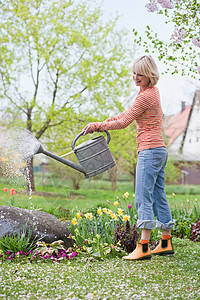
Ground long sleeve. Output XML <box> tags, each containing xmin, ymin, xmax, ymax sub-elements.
<box><xmin>90</xmin><ymin>88</ymin><xmax>155</xmax><ymax>132</ymax></box>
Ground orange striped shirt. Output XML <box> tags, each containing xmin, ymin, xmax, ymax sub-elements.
<box><xmin>90</xmin><ymin>86</ymin><xmax>166</xmax><ymax>151</ymax></box>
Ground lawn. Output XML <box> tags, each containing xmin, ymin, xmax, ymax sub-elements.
<box><xmin>0</xmin><ymin>175</ymin><xmax>199</xmax><ymax>213</ymax></box>
<box><xmin>0</xmin><ymin>176</ymin><xmax>200</xmax><ymax>299</ymax></box>
<box><xmin>0</xmin><ymin>238</ymin><xmax>200</xmax><ymax>299</ymax></box>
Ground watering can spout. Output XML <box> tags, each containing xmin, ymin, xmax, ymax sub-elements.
<box><xmin>33</xmin><ymin>142</ymin><xmax>86</xmax><ymax>175</ymax></box>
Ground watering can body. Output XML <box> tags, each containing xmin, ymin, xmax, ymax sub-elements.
<box><xmin>34</xmin><ymin>131</ymin><xmax>116</xmax><ymax>178</ymax></box>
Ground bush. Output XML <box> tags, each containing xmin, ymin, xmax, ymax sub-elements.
<box><xmin>113</xmin><ymin>221</ymin><xmax>140</xmax><ymax>253</ymax></box>
<box><xmin>190</xmin><ymin>219</ymin><xmax>200</xmax><ymax>242</ymax></box>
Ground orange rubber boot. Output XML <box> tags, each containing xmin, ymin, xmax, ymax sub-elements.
<box><xmin>122</xmin><ymin>242</ymin><xmax>152</xmax><ymax>261</ymax></box>
<box><xmin>151</xmin><ymin>237</ymin><xmax>174</xmax><ymax>255</ymax></box>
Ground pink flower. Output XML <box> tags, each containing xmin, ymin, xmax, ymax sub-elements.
<box><xmin>197</xmin><ymin>66</ymin><xmax>200</xmax><ymax>74</ymax></box>
<box><xmin>192</xmin><ymin>38</ymin><xmax>200</xmax><ymax>48</ymax></box>
<box><xmin>159</xmin><ymin>0</ymin><xmax>174</xmax><ymax>9</ymax></box>
<box><xmin>171</xmin><ymin>27</ymin><xmax>187</xmax><ymax>44</ymax></box>
<box><xmin>10</xmin><ymin>188</ymin><xmax>16</xmax><ymax>195</ymax></box>
<box><xmin>6</xmin><ymin>251</ymin><xmax>11</xmax><ymax>255</ymax></box>
<box><xmin>3</xmin><ymin>188</ymin><xmax>8</xmax><ymax>192</ymax></box>
<box><xmin>145</xmin><ymin>0</ymin><xmax>159</xmax><ymax>12</ymax></box>
<box><xmin>128</xmin><ymin>204</ymin><xmax>132</xmax><ymax>209</ymax></box>
<box><xmin>7</xmin><ymin>256</ymin><xmax>12</xmax><ymax>260</ymax></box>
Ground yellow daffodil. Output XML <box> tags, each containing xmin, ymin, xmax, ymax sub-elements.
<box><xmin>97</xmin><ymin>208</ymin><xmax>102</xmax><ymax>216</ymax></box>
<box><xmin>76</xmin><ymin>213</ymin><xmax>82</xmax><ymax>219</ymax></box>
<box><xmin>85</xmin><ymin>212</ymin><xmax>93</xmax><ymax>220</ymax></box>
<box><xmin>123</xmin><ymin>215</ymin><xmax>130</xmax><ymax>222</ymax></box>
<box><xmin>71</xmin><ymin>218</ymin><xmax>77</xmax><ymax>225</ymax></box>
<box><xmin>124</xmin><ymin>192</ymin><xmax>129</xmax><ymax>199</ymax></box>
<box><xmin>111</xmin><ymin>213</ymin><xmax>118</xmax><ymax>220</ymax></box>
<box><xmin>117</xmin><ymin>208</ymin><xmax>123</xmax><ymax>216</ymax></box>
<box><xmin>96</xmin><ymin>234</ymin><xmax>100</xmax><ymax>239</ymax></box>
<box><xmin>195</xmin><ymin>198</ymin><xmax>198</xmax><ymax>202</ymax></box>
<box><xmin>107</xmin><ymin>209</ymin><xmax>112</xmax><ymax>215</ymax></box>
<box><xmin>114</xmin><ymin>201</ymin><xmax>118</xmax><ymax>206</ymax></box>
<box><xmin>103</xmin><ymin>208</ymin><xmax>107</xmax><ymax>213</ymax></box>
<box><xmin>133</xmin><ymin>194</ymin><xmax>135</xmax><ymax>198</ymax></box>
<box><xmin>172</xmin><ymin>193</ymin><xmax>176</xmax><ymax>197</ymax></box>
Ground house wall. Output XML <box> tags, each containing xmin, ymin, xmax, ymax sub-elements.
<box><xmin>167</xmin><ymin>133</ymin><xmax>184</xmax><ymax>160</ymax></box>
<box><xmin>175</xmin><ymin>162</ymin><xmax>200</xmax><ymax>185</ymax></box>
<box><xmin>182</xmin><ymin>96</ymin><xmax>200</xmax><ymax>161</ymax></box>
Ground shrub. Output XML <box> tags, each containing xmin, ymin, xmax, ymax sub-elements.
<box><xmin>190</xmin><ymin>219</ymin><xmax>200</xmax><ymax>242</ymax></box>
<box><xmin>171</xmin><ymin>214</ymin><xmax>192</xmax><ymax>238</ymax></box>
<box><xmin>113</xmin><ymin>220</ymin><xmax>140</xmax><ymax>253</ymax></box>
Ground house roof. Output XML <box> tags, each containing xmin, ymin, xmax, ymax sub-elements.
<box><xmin>163</xmin><ymin>105</ymin><xmax>191</xmax><ymax>147</ymax></box>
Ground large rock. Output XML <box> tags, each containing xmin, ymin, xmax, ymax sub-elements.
<box><xmin>0</xmin><ymin>206</ymin><xmax>74</xmax><ymax>249</ymax></box>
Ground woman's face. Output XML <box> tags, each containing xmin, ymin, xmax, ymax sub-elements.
<box><xmin>132</xmin><ymin>71</ymin><xmax>150</xmax><ymax>91</ymax></box>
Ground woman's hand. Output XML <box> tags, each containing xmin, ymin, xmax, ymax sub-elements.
<box><xmin>83</xmin><ymin>124</ymin><xmax>94</xmax><ymax>135</ymax></box>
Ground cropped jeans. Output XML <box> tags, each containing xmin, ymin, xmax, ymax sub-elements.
<box><xmin>135</xmin><ymin>147</ymin><xmax>175</xmax><ymax>230</ymax></box>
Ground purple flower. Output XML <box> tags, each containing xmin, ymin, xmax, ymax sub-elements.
<box><xmin>6</xmin><ymin>251</ymin><xmax>11</xmax><ymax>255</ymax></box>
<box><xmin>24</xmin><ymin>252</ymin><xmax>28</xmax><ymax>256</ymax></box>
<box><xmin>44</xmin><ymin>255</ymin><xmax>49</xmax><ymax>259</ymax></box>
<box><xmin>70</xmin><ymin>252</ymin><xmax>78</xmax><ymax>258</ymax></box>
<box><xmin>128</xmin><ymin>204</ymin><xmax>132</xmax><ymax>209</ymax></box>
<box><xmin>33</xmin><ymin>255</ymin><xmax>36</xmax><ymax>259</ymax></box>
<box><xmin>40</xmin><ymin>256</ymin><xmax>43</xmax><ymax>260</ymax></box>
<box><xmin>19</xmin><ymin>251</ymin><xmax>23</xmax><ymax>255</ymax></box>
<box><xmin>62</xmin><ymin>253</ymin><xmax>66</xmax><ymax>257</ymax></box>
<box><xmin>29</xmin><ymin>250</ymin><xmax>33</xmax><ymax>254</ymax></box>
<box><xmin>7</xmin><ymin>256</ymin><xmax>12</xmax><ymax>260</ymax></box>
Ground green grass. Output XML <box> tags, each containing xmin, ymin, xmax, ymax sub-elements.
<box><xmin>0</xmin><ymin>176</ymin><xmax>200</xmax><ymax>299</ymax></box>
<box><xmin>0</xmin><ymin>238</ymin><xmax>200</xmax><ymax>299</ymax></box>
<box><xmin>0</xmin><ymin>176</ymin><xmax>200</xmax><ymax>213</ymax></box>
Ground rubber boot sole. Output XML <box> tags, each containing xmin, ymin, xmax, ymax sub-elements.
<box><xmin>136</xmin><ymin>254</ymin><xmax>152</xmax><ymax>260</ymax></box>
<box><xmin>152</xmin><ymin>250</ymin><xmax>175</xmax><ymax>256</ymax></box>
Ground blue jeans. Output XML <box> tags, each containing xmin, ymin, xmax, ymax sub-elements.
<box><xmin>135</xmin><ymin>147</ymin><xmax>175</xmax><ymax>230</ymax></box>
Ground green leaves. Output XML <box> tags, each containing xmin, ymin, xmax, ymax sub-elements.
<box><xmin>139</xmin><ymin>0</ymin><xmax>200</xmax><ymax>78</ymax></box>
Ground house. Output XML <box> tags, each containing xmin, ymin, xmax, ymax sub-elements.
<box><xmin>163</xmin><ymin>90</ymin><xmax>200</xmax><ymax>184</ymax></box>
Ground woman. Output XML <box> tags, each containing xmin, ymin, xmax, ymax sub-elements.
<box><xmin>83</xmin><ymin>55</ymin><xmax>175</xmax><ymax>261</ymax></box>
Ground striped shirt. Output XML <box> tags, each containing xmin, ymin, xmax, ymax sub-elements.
<box><xmin>90</xmin><ymin>86</ymin><xmax>166</xmax><ymax>152</ymax></box>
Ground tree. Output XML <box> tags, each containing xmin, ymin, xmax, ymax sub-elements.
<box><xmin>108</xmin><ymin>122</ymin><xmax>138</xmax><ymax>190</ymax></box>
<box><xmin>133</xmin><ymin>0</ymin><xmax>200</xmax><ymax>78</ymax></box>
<box><xmin>0</xmin><ymin>0</ymin><xmax>135</xmax><ymax>192</ymax></box>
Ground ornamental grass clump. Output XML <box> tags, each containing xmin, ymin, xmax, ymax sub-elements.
<box><xmin>0</xmin><ymin>222</ymin><xmax>37</xmax><ymax>255</ymax></box>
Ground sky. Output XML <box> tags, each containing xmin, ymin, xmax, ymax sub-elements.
<box><xmin>102</xmin><ymin>0</ymin><xmax>199</xmax><ymax>115</ymax></box>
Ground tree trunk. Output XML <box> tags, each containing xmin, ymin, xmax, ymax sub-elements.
<box><xmin>132</xmin><ymin>163</ymin><xmax>136</xmax><ymax>191</ymax></box>
<box><xmin>25</xmin><ymin>158</ymin><xmax>35</xmax><ymax>194</ymax></box>
<box><xmin>110</xmin><ymin>166</ymin><xmax>117</xmax><ymax>191</ymax></box>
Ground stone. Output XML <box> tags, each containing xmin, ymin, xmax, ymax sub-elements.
<box><xmin>0</xmin><ymin>206</ymin><xmax>74</xmax><ymax>249</ymax></box>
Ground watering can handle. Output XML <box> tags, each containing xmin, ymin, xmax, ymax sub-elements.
<box><xmin>71</xmin><ymin>130</ymin><xmax>111</xmax><ymax>150</ymax></box>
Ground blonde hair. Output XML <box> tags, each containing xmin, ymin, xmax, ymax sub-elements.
<box><xmin>132</xmin><ymin>55</ymin><xmax>159</xmax><ymax>87</ymax></box>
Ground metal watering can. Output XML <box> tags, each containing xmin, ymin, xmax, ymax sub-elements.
<box><xmin>33</xmin><ymin>131</ymin><xmax>116</xmax><ymax>178</ymax></box>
